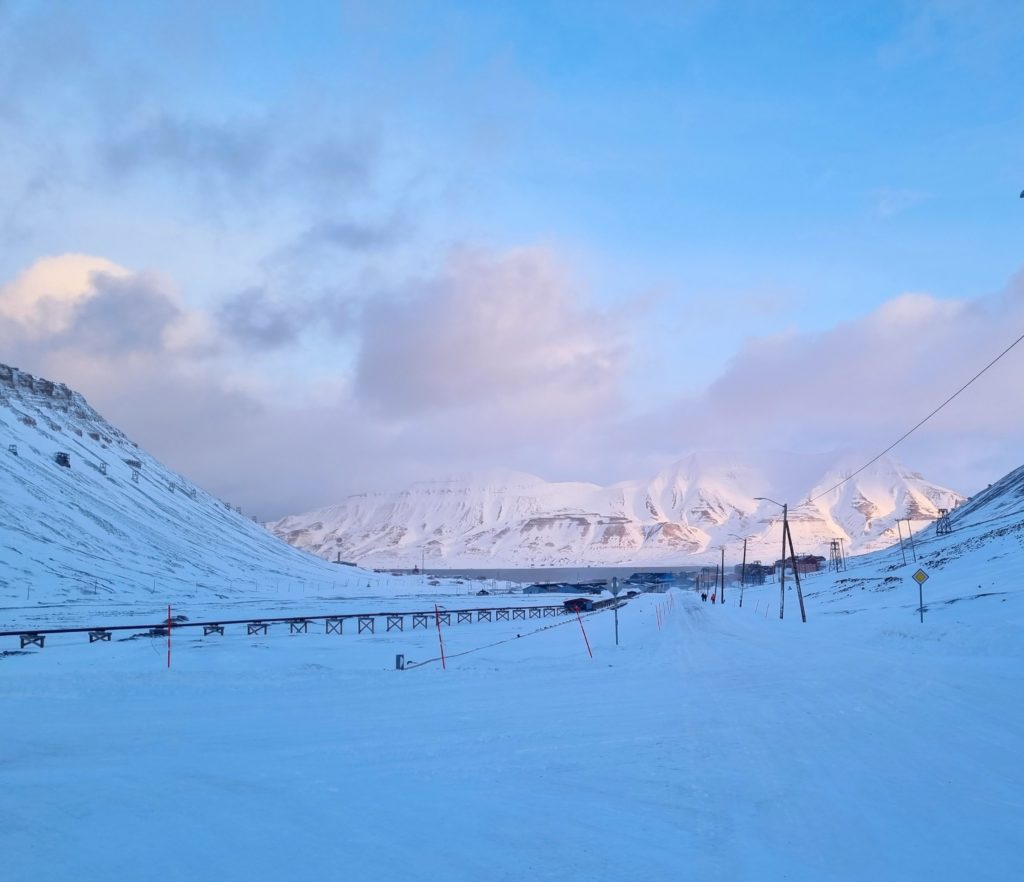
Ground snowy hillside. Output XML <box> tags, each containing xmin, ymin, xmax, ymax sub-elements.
<box><xmin>804</xmin><ymin>457</ymin><xmax>1024</xmax><ymax>623</ymax></box>
<box><xmin>0</xmin><ymin>364</ymin><xmax>382</xmax><ymax>603</ymax></box>
<box><xmin>271</xmin><ymin>452</ymin><xmax>964</xmax><ymax>568</ymax></box>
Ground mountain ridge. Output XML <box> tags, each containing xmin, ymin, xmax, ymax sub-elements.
<box><xmin>271</xmin><ymin>451</ymin><xmax>966</xmax><ymax>568</ymax></box>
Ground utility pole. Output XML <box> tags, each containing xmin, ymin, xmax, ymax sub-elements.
<box><xmin>756</xmin><ymin>497</ymin><xmax>808</xmax><ymax>623</ymax></box>
<box><xmin>612</xmin><ymin>576</ymin><xmax>620</xmax><ymax>645</ymax></box>
<box><xmin>730</xmin><ymin>533</ymin><xmax>750</xmax><ymax>608</ymax></box>
<box><xmin>902</xmin><ymin>519</ymin><xmax>918</xmax><ymax>563</ymax></box>
<box><xmin>779</xmin><ymin>503</ymin><xmax>787</xmax><ymax>620</ymax></box>
<box><xmin>895</xmin><ymin>520</ymin><xmax>908</xmax><ymax>566</ymax></box>
<box><xmin>784</xmin><ymin>515</ymin><xmax>807</xmax><ymax>623</ymax></box>
<box><xmin>720</xmin><ymin>546</ymin><xmax>725</xmax><ymax>604</ymax></box>
<box><xmin>739</xmin><ymin>537</ymin><xmax>747</xmax><ymax>607</ymax></box>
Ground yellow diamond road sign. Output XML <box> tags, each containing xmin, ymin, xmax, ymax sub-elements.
<box><xmin>912</xmin><ymin>569</ymin><xmax>929</xmax><ymax>585</ymax></box>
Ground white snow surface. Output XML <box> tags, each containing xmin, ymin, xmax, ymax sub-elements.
<box><xmin>3</xmin><ymin>466</ymin><xmax>1023</xmax><ymax>880</ymax></box>
<box><xmin>0</xmin><ymin>364</ymin><xmax>412</xmax><ymax>603</ymax></box>
<box><xmin>271</xmin><ymin>452</ymin><xmax>964</xmax><ymax>568</ymax></box>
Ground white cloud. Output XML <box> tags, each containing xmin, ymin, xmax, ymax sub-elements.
<box><xmin>0</xmin><ymin>252</ymin><xmax>218</xmax><ymax>355</ymax></box>
<box><xmin>3</xmin><ymin>250</ymin><xmax>1023</xmax><ymax>517</ymax></box>
<box><xmin>0</xmin><ymin>246</ymin><xmax>633</xmax><ymax>517</ymax></box>
<box><xmin>355</xmin><ymin>246</ymin><xmax>628</xmax><ymax>425</ymax></box>
<box><xmin>640</xmin><ymin>274</ymin><xmax>1024</xmax><ymax>493</ymax></box>
<box><xmin>0</xmin><ymin>253</ymin><xmax>129</xmax><ymax>335</ymax></box>
<box><xmin>868</xmin><ymin>291</ymin><xmax>964</xmax><ymax>328</ymax></box>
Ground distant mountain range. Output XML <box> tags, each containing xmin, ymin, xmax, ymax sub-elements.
<box><xmin>270</xmin><ymin>452</ymin><xmax>966</xmax><ymax>568</ymax></box>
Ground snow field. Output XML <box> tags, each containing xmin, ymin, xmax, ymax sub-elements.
<box><xmin>3</xmin><ymin>588</ymin><xmax>1020</xmax><ymax>881</ymax></box>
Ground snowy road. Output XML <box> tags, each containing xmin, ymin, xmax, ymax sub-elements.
<box><xmin>2</xmin><ymin>590</ymin><xmax>1020</xmax><ymax>881</ymax></box>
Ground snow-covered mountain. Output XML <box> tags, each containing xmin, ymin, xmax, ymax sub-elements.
<box><xmin>271</xmin><ymin>452</ymin><xmax>965</xmax><ymax>568</ymax></box>
<box><xmin>0</xmin><ymin>364</ymin><xmax>375</xmax><ymax>603</ymax></box>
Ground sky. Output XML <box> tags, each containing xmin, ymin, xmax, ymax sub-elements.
<box><xmin>1</xmin><ymin>0</ymin><xmax>1023</xmax><ymax>519</ymax></box>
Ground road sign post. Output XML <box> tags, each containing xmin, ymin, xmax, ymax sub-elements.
<box><xmin>912</xmin><ymin>568</ymin><xmax>929</xmax><ymax>623</ymax></box>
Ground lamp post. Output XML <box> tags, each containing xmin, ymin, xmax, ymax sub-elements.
<box><xmin>719</xmin><ymin>546</ymin><xmax>725</xmax><ymax>604</ymax></box>
<box><xmin>754</xmin><ymin>497</ymin><xmax>807</xmax><ymax>623</ymax></box>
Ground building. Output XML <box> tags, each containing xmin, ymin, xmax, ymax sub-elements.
<box><xmin>773</xmin><ymin>554</ymin><xmax>825</xmax><ymax>576</ymax></box>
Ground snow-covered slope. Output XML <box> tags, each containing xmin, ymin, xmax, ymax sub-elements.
<box><xmin>272</xmin><ymin>452</ymin><xmax>964</xmax><ymax>568</ymax></box>
<box><xmin>806</xmin><ymin>457</ymin><xmax>1024</xmax><ymax>623</ymax></box>
<box><xmin>0</xmin><ymin>364</ymin><xmax>376</xmax><ymax>602</ymax></box>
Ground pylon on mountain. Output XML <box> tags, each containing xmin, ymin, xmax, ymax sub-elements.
<box><xmin>828</xmin><ymin>538</ymin><xmax>846</xmax><ymax>572</ymax></box>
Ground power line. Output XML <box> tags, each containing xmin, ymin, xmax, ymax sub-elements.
<box><xmin>835</xmin><ymin>502</ymin><xmax>1024</xmax><ymax>574</ymax></box>
<box><xmin>404</xmin><ymin>605</ymin><xmax>611</xmax><ymax>669</ymax></box>
<box><xmin>808</xmin><ymin>330</ymin><xmax>1024</xmax><ymax>503</ymax></box>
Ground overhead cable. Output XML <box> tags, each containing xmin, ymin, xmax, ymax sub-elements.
<box><xmin>807</xmin><ymin>330</ymin><xmax>1024</xmax><ymax>503</ymax></box>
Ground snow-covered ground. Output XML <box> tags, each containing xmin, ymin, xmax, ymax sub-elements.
<box><xmin>3</xmin><ymin>569</ymin><xmax>1020</xmax><ymax>881</ymax></box>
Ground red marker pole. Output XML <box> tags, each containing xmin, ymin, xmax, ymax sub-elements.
<box><xmin>575</xmin><ymin>609</ymin><xmax>593</xmax><ymax>658</ymax></box>
<box><xmin>166</xmin><ymin>603</ymin><xmax>172</xmax><ymax>669</ymax></box>
<box><xmin>434</xmin><ymin>604</ymin><xmax>447</xmax><ymax>670</ymax></box>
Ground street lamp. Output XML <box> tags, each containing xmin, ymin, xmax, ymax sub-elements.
<box><xmin>754</xmin><ymin>497</ymin><xmax>807</xmax><ymax>623</ymax></box>
<box><xmin>730</xmin><ymin>533</ymin><xmax>753</xmax><ymax>607</ymax></box>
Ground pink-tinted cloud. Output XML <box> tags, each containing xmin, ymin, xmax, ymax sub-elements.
<box><xmin>631</xmin><ymin>272</ymin><xmax>1024</xmax><ymax>494</ymax></box>
<box><xmin>4</xmin><ymin>250</ymin><xmax>1023</xmax><ymax>516</ymax></box>
<box><xmin>355</xmin><ymin>246</ymin><xmax>628</xmax><ymax>426</ymax></box>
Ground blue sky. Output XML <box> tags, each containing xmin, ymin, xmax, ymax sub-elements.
<box><xmin>1</xmin><ymin>0</ymin><xmax>1023</xmax><ymax>516</ymax></box>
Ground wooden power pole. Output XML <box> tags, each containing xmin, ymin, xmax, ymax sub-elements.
<box><xmin>720</xmin><ymin>546</ymin><xmax>725</xmax><ymax>604</ymax></box>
